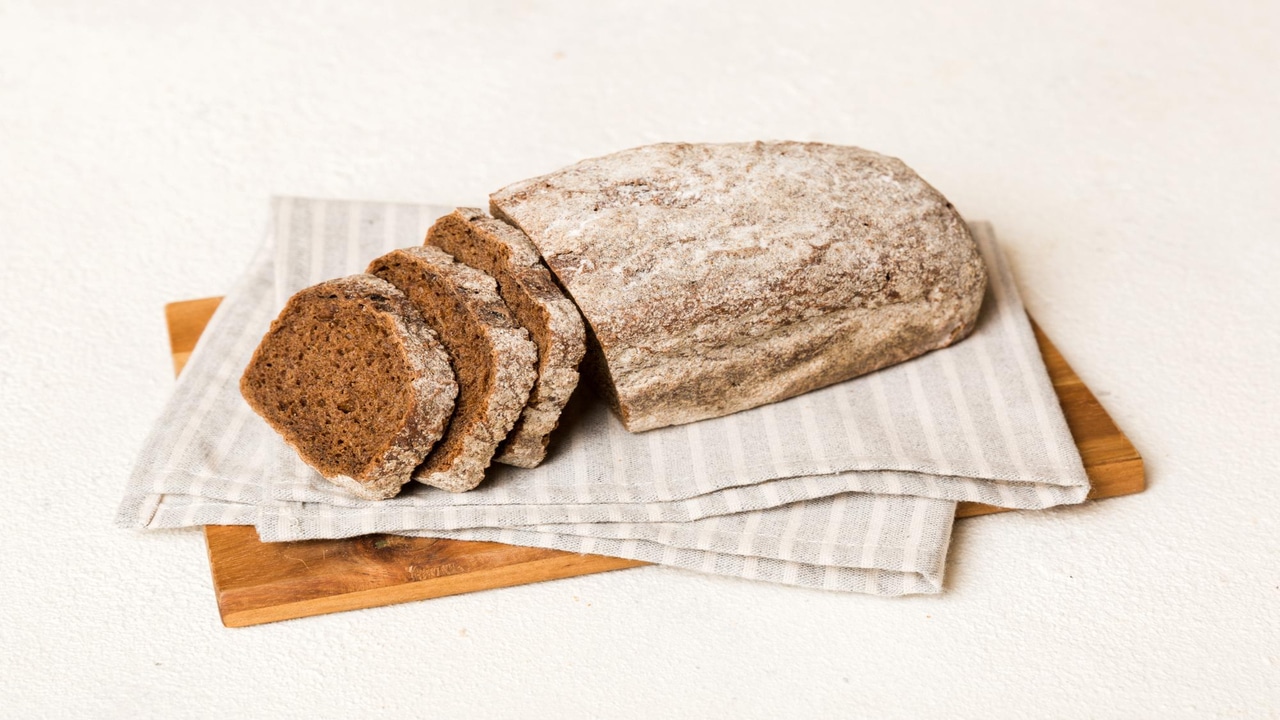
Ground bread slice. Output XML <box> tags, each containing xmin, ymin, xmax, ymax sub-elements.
<box><xmin>368</xmin><ymin>246</ymin><xmax>537</xmax><ymax>492</ymax></box>
<box><xmin>425</xmin><ymin>208</ymin><xmax>586</xmax><ymax>468</ymax></box>
<box><xmin>240</xmin><ymin>274</ymin><xmax>458</xmax><ymax>500</ymax></box>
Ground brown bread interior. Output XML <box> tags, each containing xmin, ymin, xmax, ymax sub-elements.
<box><xmin>240</xmin><ymin>285</ymin><xmax>417</xmax><ymax>482</ymax></box>
<box><xmin>429</xmin><ymin>214</ymin><xmax>553</xmax><ymax>373</ymax></box>
<box><xmin>369</xmin><ymin>254</ymin><xmax>494</xmax><ymax>475</ymax></box>
<box><xmin>426</xmin><ymin>214</ymin><xmax>554</xmax><ymax>441</ymax></box>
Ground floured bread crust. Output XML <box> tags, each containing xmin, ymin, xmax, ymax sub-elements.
<box><xmin>491</xmin><ymin>141</ymin><xmax>988</xmax><ymax>432</ymax></box>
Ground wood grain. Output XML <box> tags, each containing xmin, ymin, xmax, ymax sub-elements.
<box><xmin>203</xmin><ymin>526</ymin><xmax>644</xmax><ymax>627</ymax></box>
<box><xmin>167</xmin><ymin>296</ymin><xmax>1143</xmax><ymax>626</ymax></box>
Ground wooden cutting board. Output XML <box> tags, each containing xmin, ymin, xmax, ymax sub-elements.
<box><xmin>168</xmin><ymin>297</ymin><xmax>1144</xmax><ymax>627</ymax></box>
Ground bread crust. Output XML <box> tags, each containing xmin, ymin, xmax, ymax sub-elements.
<box><xmin>491</xmin><ymin>141</ymin><xmax>988</xmax><ymax>432</ymax></box>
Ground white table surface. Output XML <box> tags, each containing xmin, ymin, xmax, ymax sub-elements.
<box><xmin>2</xmin><ymin>1</ymin><xmax>1277</xmax><ymax>717</ymax></box>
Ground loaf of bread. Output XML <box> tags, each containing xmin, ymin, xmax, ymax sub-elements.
<box><xmin>491</xmin><ymin>141</ymin><xmax>988</xmax><ymax>432</ymax></box>
<box><xmin>368</xmin><ymin>246</ymin><xmax>537</xmax><ymax>492</ymax></box>
<box><xmin>239</xmin><ymin>275</ymin><xmax>458</xmax><ymax>500</ymax></box>
<box><xmin>242</xmin><ymin>141</ymin><xmax>988</xmax><ymax>498</ymax></box>
<box><xmin>426</xmin><ymin>208</ymin><xmax>586</xmax><ymax>468</ymax></box>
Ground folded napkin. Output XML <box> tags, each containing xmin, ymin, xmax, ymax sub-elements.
<box><xmin>118</xmin><ymin>197</ymin><xmax>1088</xmax><ymax>595</ymax></box>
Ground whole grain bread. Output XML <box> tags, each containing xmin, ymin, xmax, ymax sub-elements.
<box><xmin>240</xmin><ymin>274</ymin><xmax>458</xmax><ymax>500</ymax></box>
<box><xmin>368</xmin><ymin>246</ymin><xmax>537</xmax><ymax>492</ymax></box>
<box><xmin>490</xmin><ymin>141</ymin><xmax>988</xmax><ymax>432</ymax></box>
<box><xmin>426</xmin><ymin>208</ymin><xmax>586</xmax><ymax>468</ymax></box>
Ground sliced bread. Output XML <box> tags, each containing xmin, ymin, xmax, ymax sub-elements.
<box><xmin>368</xmin><ymin>246</ymin><xmax>538</xmax><ymax>492</ymax></box>
<box><xmin>425</xmin><ymin>208</ymin><xmax>586</xmax><ymax>468</ymax></box>
<box><xmin>239</xmin><ymin>274</ymin><xmax>458</xmax><ymax>500</ymax></box>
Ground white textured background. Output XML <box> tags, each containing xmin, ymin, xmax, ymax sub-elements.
<box><xmin>1</xmin><ymin>1</ymin><xmax>1277</xmax><ymax>717</ymax></box>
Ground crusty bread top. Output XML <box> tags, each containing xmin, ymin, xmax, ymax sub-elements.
<box><xmin>491</xmin><ymin>141</ymin><xmax>987</xmax><ymax>431</ymax></box>
<box><xmin>492</xmin><ymin>142</ymin><xmax>983</xmax><ymax>348</ymax></box>
<box><xmin>427</xmin><ymin>208</ymin><xmax>586</xmax><ymax>468</ymax></box>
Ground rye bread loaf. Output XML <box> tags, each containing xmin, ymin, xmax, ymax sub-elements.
<box><xmin>368</xmin><ymin>246</ymin><xmax>537</xmax><ymax>492</ymax></box>
<box><xmin>425</xmin><ymin>208</ymin><xmax>586</xmax><ymax>468</ymax></box>
<box><xmin>240</xmin><ymin>275</ymin><xmax>458</xmax><ymax>500</ymax></box>
<box><xmin>490</xmin><ymin>141</ymin><xmax>988</xmax><ymax>432</ymax></box>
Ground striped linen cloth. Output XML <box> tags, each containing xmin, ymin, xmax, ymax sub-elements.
<box><xmin>117</xmin><ymin>197</ymin><xmax>1087</xmax><ymax>595</ymax></box>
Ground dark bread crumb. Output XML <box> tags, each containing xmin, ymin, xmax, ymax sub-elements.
<box><xmin>240</xmin><ymin>274</ymin><xmax>457</xmax><ymax>500</ymax></box>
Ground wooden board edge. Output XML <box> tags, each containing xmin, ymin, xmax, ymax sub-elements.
<box><xmin>202</xmin><ymin>525</ymin><xmax>645</xmax><ymax>624</ymax></box>
<box><xmin>218</xmin><ymin>553</ymin><xmax>647</xmax><ymax>627</ymax></box>
<box><xmin>956</xmin><ymin>457</ymin><xmax>1146</xmax><ymax>518</ymax></box>
<box><xmin>166</xmin><ymin>297</ymin><xmax>223</xmax><ymax>376</ymax></box>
